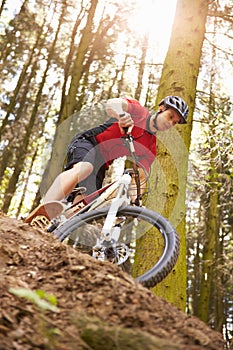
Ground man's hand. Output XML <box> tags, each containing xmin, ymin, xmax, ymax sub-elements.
<box><xmin>105</xmin><ymin>98</ymin><xmax>133</xmax><ymax>133</ymax></box>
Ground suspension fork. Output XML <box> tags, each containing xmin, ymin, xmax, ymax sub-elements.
<box><xmin>100</xmin><ymin>173</ymin><xmax>132</xmax><ymax>242</ymax></box>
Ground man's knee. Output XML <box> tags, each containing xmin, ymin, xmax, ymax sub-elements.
<box><xmin>72</xmin><ymin>161</ymin><xmax>94</xmax><ymax>178</ymax></box>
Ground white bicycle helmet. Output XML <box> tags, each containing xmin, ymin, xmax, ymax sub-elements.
<box><xmin>159</xmin><ymin>96</ymin><xmax>189</xmax><ymax>124</ymax></box>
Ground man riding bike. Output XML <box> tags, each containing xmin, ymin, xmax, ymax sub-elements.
<box><xmin>26</xmin><ymin>95</ymin><xmax>188</xmax><ymax>223</ymax></box>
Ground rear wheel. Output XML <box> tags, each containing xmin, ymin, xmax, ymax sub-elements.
<box><xmin>54</xmin><ymin>205</ymin><xmax>180</xmax><ymax>288</ymax></box>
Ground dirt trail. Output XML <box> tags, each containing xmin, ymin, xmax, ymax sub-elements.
<box><xmin>0</xmin><ymin>213</ymin><xmax>225</xmax><ymax>349</ymax></box>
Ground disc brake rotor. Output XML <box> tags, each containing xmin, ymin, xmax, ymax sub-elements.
<box><xmin>92</xmin><ymin>243</ymin><xmax>130</xmax><ymax>265</ymax></box>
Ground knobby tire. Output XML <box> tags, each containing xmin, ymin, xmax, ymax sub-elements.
<box><xmin>54</xmin><ymin>205</ymin><xmax>180</xmax><ymax>288</ymax></box>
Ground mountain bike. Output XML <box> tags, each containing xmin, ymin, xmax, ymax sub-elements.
<box><xmin>48</xmin><ymin>132</ymin><xmax>180</xmax><ymax>289</ymax></box>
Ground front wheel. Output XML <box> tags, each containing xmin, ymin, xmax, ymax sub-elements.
<box><xmin>54</xmin><ymin>205</ymin><xmax>180</xmax><ymax>288</ymax></box>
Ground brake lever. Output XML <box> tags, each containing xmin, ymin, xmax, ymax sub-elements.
<box><xmin>119</xmin><ymin>113</ymin><xmax>128</xmax><ymax>134</ymax></box>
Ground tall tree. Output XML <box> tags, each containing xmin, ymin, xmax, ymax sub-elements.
<box><xmin>59</xmin><ymin>0</ymin><xmax>99</xmax><ymax>124</ymax></box>
<box><xmin>39</xmin><ymin>0</ymin><xmax>99</xmax><ymax>198</ymax></box>
<box><xmin>133</xmin><ymin>0</ymin><xmax>210</xmax><ymax>310</ymax></box>
<box><xmin>134</xmin><ymin>33</ymin><xmax>149</xmax><ymax>101</ymax></box>
<box><xmin>197</xmin><ymin>12</ymin><xmax>219</xmax><ymax>323</ymax></box>
<box><xmin>0</xmin><ymin>0</ymin><xmax>7</xmax><ymax>17</ymax></box>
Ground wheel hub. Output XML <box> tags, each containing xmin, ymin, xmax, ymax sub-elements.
<box><xmin>92</xmin><ymin>242</ymin><xmax>129</xmax><ymax>265</ymax></box>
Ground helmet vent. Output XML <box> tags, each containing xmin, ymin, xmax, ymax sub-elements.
<box><xmin>159</xmin><ymin>95</ymin><xmax>189</xmax><ymax>124</ymax></box>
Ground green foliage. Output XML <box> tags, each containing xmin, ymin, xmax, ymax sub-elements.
<box><xmin>9</xmin><ymin>287</ymin><xmax>59</xmax><ymax>313</ymax></box>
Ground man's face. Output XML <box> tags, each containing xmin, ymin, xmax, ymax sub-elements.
<box><xmin>150</xmin><ymin>105</ymin><xmax>181</xmax><ymax>132</ymax></box>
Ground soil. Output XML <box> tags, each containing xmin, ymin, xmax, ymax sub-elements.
<box><xmin>0</xmin><ymin>212</ymin><xmax>226</xmax><ymax>350</ymax></box>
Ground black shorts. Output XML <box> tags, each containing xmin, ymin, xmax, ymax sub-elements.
<box><xmin>65</xmin><ymin>137</ymin><xmax>106</xmax><ymax>195</ymax></box>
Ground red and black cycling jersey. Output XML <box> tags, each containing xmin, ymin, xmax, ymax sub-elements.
<box><xmin>74</xmin><ymin>98</ymin><xmax>156</xmax><ymax>173</ymax></box>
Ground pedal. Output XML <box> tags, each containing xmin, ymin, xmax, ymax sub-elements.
<box><xmin>30</xmin><ymin>215</ymin><xmax>51</xmax><ymax>230</ymax></box>
<box><xmin>25</xmin><ymin>201</ymin><xmax>65</xmax><ymax>224</ymax></box>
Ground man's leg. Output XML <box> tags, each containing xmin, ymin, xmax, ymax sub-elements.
<box><xmin>43</xmin><ymin>161</ymin><xmax>93</xmax><ymax>202</ymax></box>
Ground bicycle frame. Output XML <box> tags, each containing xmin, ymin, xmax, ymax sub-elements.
<box><xmin>50</xmin><ymin>134</ymin><xmax>144</xmax><ymax>246</ymax></box>
<box><xmin>63</xmin><ymin>133</ymin><xmax>144</xmax><ymax>218</ymax></box>
<box><xmin>60</xmin><ymin>171</ymin><xmax>134</xmax><ymax>239</ymax></box>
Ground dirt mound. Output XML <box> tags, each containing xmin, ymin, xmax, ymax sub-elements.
<box><xmin>0</xmin><ymin>213</ymin><xmax>225</xmax><ymax>350</ymax></box>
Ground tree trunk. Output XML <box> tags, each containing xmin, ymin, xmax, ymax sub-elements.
<box><xmin>214</xmin><ymin>226</ymin><xmax>224</xmax><ymax>333</ymax></box>
<box><xmin>60</xmin><ymin>5</ymin><xmax>86</xmax><ymax>114</ymax></box>
<box><xmin>133</xmin><ymin>0</ymin><xmax>210</xmax><ymax>310</ymax></box>
<box><xmin>197</xmin><ymin>119</ymin><xmax>219</xmax><ymax>323</ymax></box>
<box><xmin>197</xmin><ymin>176</ymin><xmax>219</xmax><ymax>323</ymax></box>
<box><xmin>59</xmin><ymin>0</ymin><xmax>98</xmax><ymax>124</ymax></box>
<box><xmin>40</xmin><ymin>0</ymin><xmax>99</xmax><ymax>195</ymax></box>
<box><xmin>0</xmin><ymin>0</ymin><xmax>7</xmax><ymax>16</ymax></box>
<box><xmin>135</xmin><ymin>34</ymin><xmax>149</xmax><ymax>101</ymax></box>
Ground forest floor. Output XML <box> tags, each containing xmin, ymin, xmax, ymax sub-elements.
<box><xmin>0</xmin><ymin>212</ymin><xmax>226</xmax><ymax>350</ymax></box>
